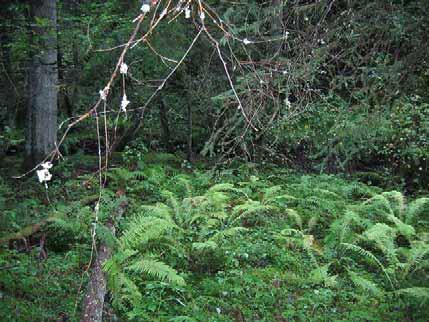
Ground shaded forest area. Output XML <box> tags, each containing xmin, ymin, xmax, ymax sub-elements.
<box><xmin>0</xmin><ymin>1</ymin><xmax>428</xmax><ymax>321</ymax></box>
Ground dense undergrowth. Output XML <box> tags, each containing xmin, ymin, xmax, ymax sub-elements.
<box><xmin>0</xmin><ymin>152</ymin><xmax>428</xmax><ymax>321</ymax></box>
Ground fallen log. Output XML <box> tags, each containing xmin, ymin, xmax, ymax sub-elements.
<box><xmin>81</xmin><ymin>198</ymin><xmax>127</xmax><ymax>322</ymax></box>
<box><xmin>0</xmin><ymin>217</ymin><xmax>57</xmax><ymax>246</ymax></box>
<box><xmin>0</xmin><ymin>195</ymin><xmax>98</xmax><ymax>246</ymax></box>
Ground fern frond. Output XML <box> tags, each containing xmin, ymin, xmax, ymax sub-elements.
<box><xmin>406</xmin><ymin>197</ymin><xmax>429</xmax><ymax>226</ymax></box>
<box><xmin>348</xmin><ymin>270</ymin><xmax>383</xmax><ymax>297</ymax></box>
<box><xmin>362</xmin><ymin>223</ymin><xmax>397</xmax><ymax>257</ymax></box>
<box><xmin>210</xmin><ymin>227</ymin><xmax>247</xmax><ymax>242</ymax></box>
<box><xmin>387</xmin><ymin>214</ymin><xmax>415</xmax><ymax>239</ymax></box>
<box><xmin>285</xmin><ymin>209</ymin><xmax>303</xmax><ymax>230</ymax></box>
<box><xmin>121</xmin><ymin>216</ymin><xmax>177</xmax><ymax>249</ymax></box>
<box><xmin>341</xmin><ymin>242</ymin><xmax>394</xmax><ymax>289</ymax></box>
<box><xmin>309</xmin><ymin>264</ymin><xmax>337</xmax><ymax>287</ymax></box>
<box><xmin>362</xmin><ymin>194</ymin><xmax>393</xmax><ymax>221</ymax></box>
<box><xmin>126</xmin><ymin>257</ymin><xmax>185</xmax><ymax>286</ymax></box>
<box><xmin>192</xmin><ymin>241</ymin><xmax>218</xmax><ymax>251</ymax></box>
<box><xmin>403</xmin><ymin>241</ymin><xmax>429</xmax><ymax>276</ymax></box>
<box><xmin>395</xmin><ymin>287</ymin><xmax>429</xmax><ymax>305</ymax></box>
<box><xmin>262</xmin><ymin>185</ymin><xmax>283</xmax><ymax>201</ymax></box>
<box><xmin>207</xmin><ymin>183</ymin><xmax>235</xmax><ymax>193</ymax></box>
<box><xmin>169</xmin><ymin>316</ymin><xmax>198</xmax><ymax>322</ymax></box>
<box><xmin>140</xmin><ymin>203</ymin><xmax>172</xmax><ymax>220</ymax></box>
<box><xmin>232</xmin><ymin>200</ymin><xmax>277</xmax><ymax>218</ymax></box>
<box><xmin>382</xmin><ymin>191</ymin><xmax>405</xmax><ymax>219</ymax></box>
<box><xmin>104</xmin><ymin>258</ymin><xmax>143</xmax><ymax>310</ymax></box>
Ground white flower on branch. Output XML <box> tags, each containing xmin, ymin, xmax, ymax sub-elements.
<box><xmin>120</xmin><ymin>62</ymin><xmax>128</xmax><ymax>75</ymax></box>
<box><xmin>243</xmin><ymin>38</ymin><xmax>252</xmax><ymax>45</ymax></box>
<box><xmin>99</xmin><ymin>87</ymin><xmax>109</xmax><ymax>101</ymax></box>
<box><xmin>200</xmin><ymin>11</ymin><xmax>205</xmax><ymax>21</ymax></box>
<box><xmin>121</xmin><ymin>94</ymin><xmax>130</xmax><ymax>112</ymax></box>
<box><xmin>160</xmin><ymin>8</ymin><xmax>167</xmax><ymax>19</ymax></box>
<box><xmin>141</xmin><ymin>4</ymin><xmax>151</xmax><ymax>13</ymax></box>
<box><xmin>185</xmin><ymin>7</ymin><xmax>191</xmax><ymax>19</ymax></box>
<box><xmin>41</xmin><ymin>161</ymin><xmax>53</xmax><ymax>169</ymax></box>
<box><xmin>36</xmin><ymin>168</ymin><xmax>52</xmax><ymax>183</ymax></box>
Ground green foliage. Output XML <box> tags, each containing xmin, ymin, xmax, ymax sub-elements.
<box><xmin>274</xmin><ymin>95</ymin><xmax>429</xmax><ymax>188</ymax></box>
<box><xmin>100</xmin><ymin>165</ymin><xmax>429</xmax><ymax>320</ymax></box>
<box><xmin>1</xmin><ymin>160</ymin><xmax>428</xmax><ymax>321</ymax></box>
<box><xmin>1</xmin><ymin>0</ymin><xmax>429</xmax><ymax>320</ymax></box>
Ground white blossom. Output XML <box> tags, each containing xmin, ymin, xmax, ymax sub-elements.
<box><xmin>41</xmin><ymin>161</ymin><xmax>53</xmax><ymax>169</ymax></box>
<box><xmin>120</xmin><ymin>62</ymin><xmax>128</xmax><ymax>75</ymax></box>
<box><xmin>99</xmin><ymin>87</ymin><xmax>108</xmax><ymax>101</ymax></box>
<box><xmin>36</xmin><ymin>168</ymin><xmax>52</xmax><ymax>183</ymax></box>
<box><xmin>141</xmin><ymin>4</ymin><xmax>151</xmax><ymax>13</ymax></box>
<box><xmin>243</xmin><ymin>38</ymin><xmax>252</xmax><ymax>45</ymax></box>
<box><xmin>121</xmin><ymin>94</ymin><xmax>130</xmax><ymax>112</ymax></box>
<box><xmin>185</xmin><ymin>7</ymin><xmax>191</xmax><ymax>19</ymax></box>
<box><xmin>37</xmin><ymin>161</ymin><xmax>53</xmax><ymax>184</ymax></box>
<box><xmin>200</xmin><ymin>11</ymin><xmax>205</xmax><ymax>21</ymax></box>
<box><xmin>160</xmin><ymin>8</ymin><xmax>168</xmax><ymax>18</ymax></box>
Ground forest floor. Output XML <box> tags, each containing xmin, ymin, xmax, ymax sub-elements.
<box><xmin>0</xmin><ymin>152</ymin><xmax>428</xmax><ymax>321</ymax></box>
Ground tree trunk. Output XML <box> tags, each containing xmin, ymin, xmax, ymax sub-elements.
<box><xmin>0</xmin><ymin>32</ymin><xmax>18</xmax><ymax>129</ymax></box>
<box><xmin>25</xmin><ymin>0</ymin><xmax>58</xmax><ymax>167</ymax></box>
<box><xmin>271</xmin><ymin>0</ymin><xmax>284</xmax><ymax>34</ymax></box>
<box><xmin>81</xmin><ymin>199</ymin><xmax>127</xmax><ymax>322</ymax></box>
<box><xmin>186</xmin><ymin>103</ymin><xmax>193</xmax><ymax>162</ymax></box>
<box><xmin>159</xmin><ymin>98</ymin><xmax>171</xmax><ymax>151</ymax></box>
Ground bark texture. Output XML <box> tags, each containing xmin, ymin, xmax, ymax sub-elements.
<box><xmin>159</xmin><ymin>98</ymin><xmax>171</xmax><ymax>150</ymax></box>
<box><xmin>81</xmin><ymin>238</ymin><xmax>112</xmax><ymax>322</ymax></box>
<box><xmin>81</xmin><ymin>199</ymin><xmax>127</xmax><ymax>322</ymax></box>
<box><xmin>25</xmin><ymin>0</ymin><xmax>58</xmax><ymax>166</ymax></box>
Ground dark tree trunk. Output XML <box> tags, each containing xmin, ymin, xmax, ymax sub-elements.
<box><xmin>1</xmin><ymin>34</ymin><xmax>17</xmax><ymax>129</ymax></box>
<box><xmin>271</xmin><ymin>0</ymin><xmax>283</xmax><ymax>33</ymax></box>
<box><xmin>159</xmin><ymin>98</ymin><xmax>171</xmax><ymax>151</ymax></box>
<box><xmin>186</xmin><ymin>103</ymin><xmax>193</xmax><ymax>162</ymax></box>
<box><xmin>25</xmin><ymin>0</ymin><xmax>58</xmax><ymax>167</ymax></box>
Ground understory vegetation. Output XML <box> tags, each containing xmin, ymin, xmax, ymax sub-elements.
<box><xmin>1</xmin><ymin>153</ymin><xmax>428</xmax><ymax>321</ymax></box>
<box><xmin>1</xmin><ymin>0</ymin><xmax>429</xmax><ymax>321</ymax></box>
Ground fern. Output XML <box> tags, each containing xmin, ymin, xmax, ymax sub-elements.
<box><xmin>401</xmin><ymin>241</ymin><xmax>429</xmax><ymax>277</ymax></box>
<box><xmin>192</xmin><ymin>240</ymin><xmax>218</xmax><ymax>251</ymax></box>
<box><xmin>121</xmin><ymin>216</ymin><xmax>177</xmax><ymax>249</ymax></box>
<box><xmin>395</xmin><ymin>287</ymin><xmax>429</xmax><ymax>305</ymax></box>
<box><xmin>381</xmin><ymin>191</ymin><xmax>405</xmax><ymax>219</ymax></box>
<box><xmin>341</xmin><ymin>242</ymin><xmax>394</xmax><ymax>288</ymax></box>
<box><xmin>309</xmin><ymin>264</ymin><xmax>338</xmax><ymax>287</ymax></box>
<box><xmin>126</xmin><ymin>257</ymin><xmax>185</xmax><ymax>286</ymax></box>
<box><xmin>104</xmin><ymin>257</ymin><xmax>143</xmax><ymax>310</ymax></box>
<box><xmin>387</xmin><ymin>214</ymin><xmax>415</xmax><ymax>239</ymax></box>
<box><xmin>406</xmin><ymin>197</ymin><xmax>429</xmax><ymax>227</ymax></box>
<box><xmin>362</xmin><ymin>223</ymin><xmax>397</xmax><ymax>257</ymax></box>
<box><xmin>348</xmin><ymin>270</ymin><xmax>383</xmax><ymax>297</ymax></box>
<box><xmin>285</xmin><ymin>209</ymin><xmax>303</xmax><ymax>230</ymax></box>
<box><xmin>232</xmin><ymin>199</ymin><xmax>277</xmax><ymax>221</ymax></box>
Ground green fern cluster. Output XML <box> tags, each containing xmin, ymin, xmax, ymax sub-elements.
<box><xmin>325</xmin><ymin>191</ymin><xmax>429</xmax><ymax>303</ymax></box>
<box><xmin>104</xmin><ymin>182</ymin><xmax>251</xmax><ymax>312</ymax></box>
